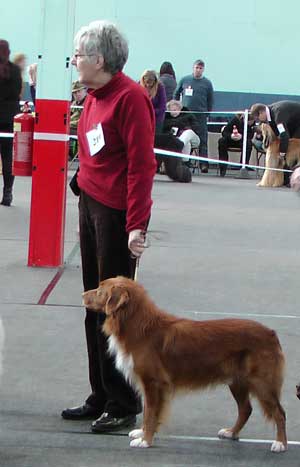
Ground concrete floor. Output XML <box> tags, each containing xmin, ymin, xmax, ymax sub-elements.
<box><xmin>1</xmin><ymin>169</ymin><xmax>300</xmax><ymax>467</ymax></box>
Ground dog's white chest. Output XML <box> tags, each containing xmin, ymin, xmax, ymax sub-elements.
<box><xmin>108</xmin><ymin>335</ymin><xmax>135</xmax><ymax>386</ymax></box>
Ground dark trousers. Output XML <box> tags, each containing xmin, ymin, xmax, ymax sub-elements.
<box><xmin>0</xmin><ymin>123</ymin><xmax>15</xmax><ymax>191</ymax></box>
<box><xmin>218</xmin><ymin>136</ymin><xmax>252</xmax><ymax>165</ymax></box>
<box><xmin>154</xmin><ymin>134</ymin><xmax>191</xmax><ymax>182</ymax></box>
<box><xmin>194</xmin><ymin>114</ymin><xmax>208</xmax><ymax>166</ymax></box>
<box><xmin>79</xmin><ymin>192</ymin><xmax>142</xmax><ymax>417</ymax></box>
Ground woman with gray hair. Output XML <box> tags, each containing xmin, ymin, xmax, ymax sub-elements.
<box><xmin>61</xmin><ymin>20</ymin><xmax>157</xmax><ymax>433</ymax></box>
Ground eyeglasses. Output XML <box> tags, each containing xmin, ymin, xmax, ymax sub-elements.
<box><xmin>73</xmin><ymin>54</ymin><xmax>96</xmax><ymax>60</ymax></box>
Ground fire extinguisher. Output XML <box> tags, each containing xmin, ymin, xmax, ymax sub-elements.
<box><xmin>12</xmin><ymin>101</ymin><xmax>35</xmax><ymax>176</ymax></box>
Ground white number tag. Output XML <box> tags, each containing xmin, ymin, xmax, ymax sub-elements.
<box><xmin>86</xmin><ymin>123</ymin><xmax>105</xmax><ymax>156</ymax></box>
<box><xmin>185</xmin><ymin>87</ymin><xmax>193</xmax><ymax>96</ymax></box>
<box><xmin>171</xmin><ymin>127</ymin><xmax>179</xmax><ymax>136</ymax></box>
<box><xmin>277</xmin><ymin>123</ymin><xmax>285</xmax><ymax>134</ymax></box>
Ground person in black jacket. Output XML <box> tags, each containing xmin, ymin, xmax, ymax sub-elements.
<box><xmin>251</xmin><ymin>101</ymin><xmax>300</xmax><ymax>186</ymax></box>
<box><xmin>0</xmin><ymin>39</ymin><xmax>22</xmax><ymax>206</ymax></box>
<box><xmin>218</xmin><ymin>113</ymin><xmax>255</xmax><ymax>177</ymax></box>
<box><xmin>154</xmin><ymin>100</ymin><xmax>197</xmax><ymax>183</ymax></box>
<box><xmin>163</xmin><ymin>100</ymin><xmax>200</xmax><ymax>155</ymax></box>
<box><xmin>250</xmin><ymin>101</ymin><xmax>300</xmax><ymax>157</ymax></box>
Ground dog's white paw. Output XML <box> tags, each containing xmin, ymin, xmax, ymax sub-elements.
<box><xmin>218</xmin><ymin>428</ymin><xmax>239</xmax><ymax>440</ymax></box>
<box><xmin>270</xmin><ymin>441</ymin><xmax>287</xmax><ymax>453</ymax></box>
<box><xmin>129</xmin><ymin>428</ymin><xmax>144</xmax><ymax>439</ymax></box>
<box><xmin>130</xmin><ymin>437</ymin><xmax>150</xmax><ymax>448</ymax></box>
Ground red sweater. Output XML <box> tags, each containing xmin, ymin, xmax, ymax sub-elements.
<box><xmin>77</xmin><ymin>72</ymin><xmax>156</xmax><ymax>232</ymax></box>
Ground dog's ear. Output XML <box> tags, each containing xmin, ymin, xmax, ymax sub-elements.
<box><xmin>261</xmin><ymin>123</ymin><xmax>276</xmax><ymax>149</ymax></box>
<box><xmin>105</xmin><ymin>286</ymin><xmax>129</xmax><ymax>316</ymax></box>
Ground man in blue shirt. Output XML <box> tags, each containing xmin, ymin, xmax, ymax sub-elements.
<box><xmin>174</xmin><ymin>59</ymin><xmax>214</xmax><ymax>172</ymax></box>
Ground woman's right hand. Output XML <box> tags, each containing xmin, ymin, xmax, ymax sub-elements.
<box><xmin>128</xmin><ymin>230</ymin><xmax>146</xmax><ymax>257</ymax></box>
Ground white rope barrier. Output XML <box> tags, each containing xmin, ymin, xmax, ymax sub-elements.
<box><xmin>153</xmin><ymin>147</ymin><xmax>293</xmax><ymax>173</ymax></box>
<box><xmin>0</xmin><ymin>132</ymin><xmax>292</xmax><ymax>174</ymax></box>
<box><xmin>71</xmin><ymin>134</ymin><xmax>292</xmax><ymax>173</ymax></box>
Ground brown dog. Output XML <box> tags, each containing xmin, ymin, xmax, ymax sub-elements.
<box><xmin>257</xmin><ymin>123</ymin><xmax>300</xmax><ymax>187</ymax></box>
<box><xmin>82</xmin><ymin>276</ymin><xmax>287</xmax><ymax>453</ymax></box>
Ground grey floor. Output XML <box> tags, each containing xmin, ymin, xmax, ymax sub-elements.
<box><xmin>1</xmin><ymin>168</ymin><xmax>300</xmax><ymax>467</ymax></box>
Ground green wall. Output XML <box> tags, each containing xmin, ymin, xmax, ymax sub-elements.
<box><xmin>1</xmin><ymin>0</ymin><xmax>299</xmax><ymax>96</ymax></box>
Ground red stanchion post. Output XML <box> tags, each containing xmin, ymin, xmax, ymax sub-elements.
<box><xmin>27</xmin><ymin>0</ymin><xmax>75</xmax><ymax>267</ymax></box>
<box><xmin>27</xmin><ymin>100</ymin><xmax>70</xmax><ymax>267</ymax></box>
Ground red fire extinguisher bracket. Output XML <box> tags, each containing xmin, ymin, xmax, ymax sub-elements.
<box><xmin>28</xmin><ymin>99</ymin><xmax>70</xmax><ymax>268</ymax></box>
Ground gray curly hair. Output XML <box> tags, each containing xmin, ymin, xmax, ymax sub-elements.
<box><xmin>74</xmin><ymin>20</ymin><xmax>129</xmax><ymax>74</ymax></box>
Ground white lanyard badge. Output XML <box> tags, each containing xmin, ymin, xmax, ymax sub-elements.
<box><xmin>86</xmin><ymin>123</ymin><xmax>105</xmax><ymax>156</ymax></box>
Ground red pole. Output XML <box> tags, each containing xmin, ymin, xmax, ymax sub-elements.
<box><xmin>26</xmin><ymin>0</ymin><xmax>75</xmax><ymax>267</ymax></box>
<box><xmin>27</xmin><ymin>99</ymin><xmax>70</xmax><ymax>267</ymax></box>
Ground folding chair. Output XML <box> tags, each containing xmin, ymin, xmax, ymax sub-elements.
<box><xmin>189</xmin><ymin>147</ymin><xmax>201</xmax><ymax>174</ymax></box>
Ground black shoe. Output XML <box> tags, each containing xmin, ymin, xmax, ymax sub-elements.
<box><xmin>61</xmin><ymin>403</ymin><xmax>102</xmax><ymax>420</ymax></box>
<box><xmin>91</xmin><ymin>412</ymin><xmax>137</xmax><ymax>433</ymax></box>
<box><xmin>1</xmin><ymin>188</ymin><xmax>13</xmax><ymax>206</ymax></box>
<box><xmin>200</xmin><ymin>164</ymin><xmax>208</xmax><ymax>173</ymax></box>
<box><xmin>219</xmin><ymin>166</ymin><xmax>227</xmax><ymax>177</ymax></box>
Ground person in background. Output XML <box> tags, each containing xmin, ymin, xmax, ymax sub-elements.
<box><xmin>70</xmin><ymin>80</ymin><xmax>87</xmax><ymax>134</ymax></box>
<box><xmin>28</xmin><ymin>63</ymin><xmax>37</xmax><ymax>104</ymax></box>
<box><xmin>163</xmin><ymin>99</ymin><xmax>200</xmax><ymax>156</ymax></box>
<box><xmin>250</xmin><ymin>101</ymin><xmax>300</xmax><ymax>156</ymax></box>
<box><xmin>140</xmin><ymin>69</ymin><xmax>166</xmax><ymax>131</ymax></box>
<box><xmin>250</xmin><ymin>101</ymin><xmax>300</xmax><ymax>186</ymax></box>
<box><xmin>174</xmin><ymin>59</ymin><xmax>214</xmax><ymax>173</ymax></box>
<box><xmin>159</xmin><ymin>61</ymin><xmax>176</xmax><ymax>102</ymax></box>
<box><xmin>13</xmin><ymin>53</ymin><xmax>26</xmax><ymax>98</ymax></box>
<box><xmin>218</xmin><ymin>113</ymin><xmax>255</xmax><ymax>177</ymax></box>
<box><xmin>69</xmin><ymin>81</ymin><xmax>87</xmax><ymax>160</ymax></box>
<box><xmin>0</xmin><ymin>39</ymin><xmax>22</xmax><ymax>206</ymax></box>
<box><xmin>13</xmin><ymin>53</ymin><xmax>26</xmax><ymax>74</ymax></box>
<box><xmin>61</xmin><ymin>20</ymin><xmax>157</xmax><ymax>433</ymax></box>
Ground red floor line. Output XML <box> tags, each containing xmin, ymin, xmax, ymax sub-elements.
<box><xmin>36</xmin><ymin>242</ymin><xmax>80</xmax><ymax>305</ymax></box>
<box><xmin>37</xmin><ymin>266</ymin><xmax>64</xmax><ymax>305</ymax></box>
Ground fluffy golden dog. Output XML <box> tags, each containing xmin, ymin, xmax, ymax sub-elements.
<box><xmin>83</xmin><ymin>276</ymin><xmax>287</xmax><ymax>453</ymax></box>
<box><xmin>257</xmin><ymin>123</ymin><xmax>300</xmax><ymax>187</ymax></box>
